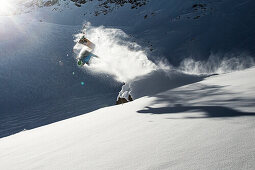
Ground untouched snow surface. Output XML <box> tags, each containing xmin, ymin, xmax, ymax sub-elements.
<box><xmin>1</xmin><ymin>67</ymin><xmax>255</xmax><ymax>170</ymax></box>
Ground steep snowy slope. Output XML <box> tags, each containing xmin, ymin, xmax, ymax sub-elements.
<box><xmin>24</xmin><ymin>0</ymin><xmax>255</xmax><ymax>65</ymax></box>
<box><xmin>5</xmin><ymin>0</ymin><xmax>255</xmax><ymax>64</ymax></box>
<box><xmin>1</xmin><ymin>0</ymin><xmax>255</xmax><ymax>138</ymax></box>
<box><xmin>0</xmin><ymin>15</ymin><xmax>121</xmax><ymax>138</ymax></box>
<box><xmin>0</xmin><ymin>67</ymin><xmax>254</xmax><ymax>170</ymax></box>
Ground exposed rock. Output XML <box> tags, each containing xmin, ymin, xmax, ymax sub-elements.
<box><xmin>44</xmin><ymin>0</ymin><xmax>58</xmax><ymax>7</ymax></box>
<box><xmin>192</xmin><ymin>3</ymin><xmax>206</xmax><ymax>9</ymax></box>
<box><xmin>116</xmin><ymin>95</ymin><xmax>133</xmax><ymax>105</ymax></box>
<box><xmin>194</xmin><ymin>15</ymin><xmax>200</xmax><ymax>19</ymax></box>
<box><xmin>71</xmin><ymin>0</ymin><xmax>148</xmax><ymax>15</ymax></box>
<box><xmin>128</xmin><ymin>95</ymin><xmax>133</xmax><ymax>101</ymax></box>
<box><xmin>75</xmin><ymin>3</ymin><xmax>81</xmax><ymax>7</ymax></box>
<box><xmin>116</xmin><ymin>97</ymin><xmax>128</xmax><ymax>105</ymax></box>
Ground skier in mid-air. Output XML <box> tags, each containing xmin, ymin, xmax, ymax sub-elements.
<box><xmin>77</xmin><ymin>36</ymin><xmax>96</xmax><ymax>66</ymax></box>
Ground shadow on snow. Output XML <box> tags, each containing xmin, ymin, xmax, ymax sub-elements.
<box><xmin>137</xmin><ymin>105</ymin><xmax>255</xmax><ymax>119</ymax></box>
<box><xmin>137</xmin><ymin>84</ymin><xmax>255</xmax><ymax>119</ymax></box>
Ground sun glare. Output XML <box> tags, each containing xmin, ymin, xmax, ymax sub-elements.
<box><xmin>0</xmin><ymin>0</ymin><xmax>17</xmax><ymax>16</ymax></box>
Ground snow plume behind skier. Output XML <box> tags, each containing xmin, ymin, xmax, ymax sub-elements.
<box><xmin>73</xmin><ymin>23</ymin><xmax>255</xmax><ymax>101</ymax></box>
<box><xmin>73</xmin><ymin>23</ymin><xmax>158</xmax><ymax>83</ymax></box>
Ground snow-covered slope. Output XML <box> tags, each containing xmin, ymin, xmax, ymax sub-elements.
<box><xmin>0</xmin><ymin>15</ymin><xmax>121</xmax><ymax>138</ymax></box>
<box><xmin>29</xmin><ymin>0</ymin><xmax>255</xmax><ymax>65</ymax></box>
<box><xmin>1</xmin><ymin>67</ymin><xmax>254</xmax><ymax>170</ymax></box>
<box><xmin>1</xmin><ymin>0</ymin><xmax>255</xmax><ymax>140</ymax></box>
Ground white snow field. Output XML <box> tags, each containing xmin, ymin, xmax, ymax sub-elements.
<box><xmin>1</xmin><ymin>67</ymin><xmax>255</xmax><ymax>170</ymax></box>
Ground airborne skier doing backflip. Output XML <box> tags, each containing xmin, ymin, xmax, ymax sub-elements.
<box><xmin>76</xmin><ymin>35</ymin><xmax>96</xmax><ymax>66</ymax></box>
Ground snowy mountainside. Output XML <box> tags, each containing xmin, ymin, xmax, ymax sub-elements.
<box><xmin>1</xmin><ymin>0</ymin><xmax>255</xmax><ymax>138</ymax></box>
<box><xmin>5</xmin><ymin>0</ymin><xmax>255</xmax><ymax>64</ymax></box>
<box><xmin>22</xmin><ymin>0</ymin><xmax>255</xmax><ymax>65</ymax></box>
<box><xmin>72</xmin><ymin>23</ymin><xmax>254</xmax><ymax>101</ymax></box>
<box><xmin>0</xmin><ymin>15</ymin><xmax>121</xmax><ymax>138</ymax></box>
<box><xmin>0</xmin><ymin>67</ymin><xmax>254</xmax><ymax>170</ymax></box>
